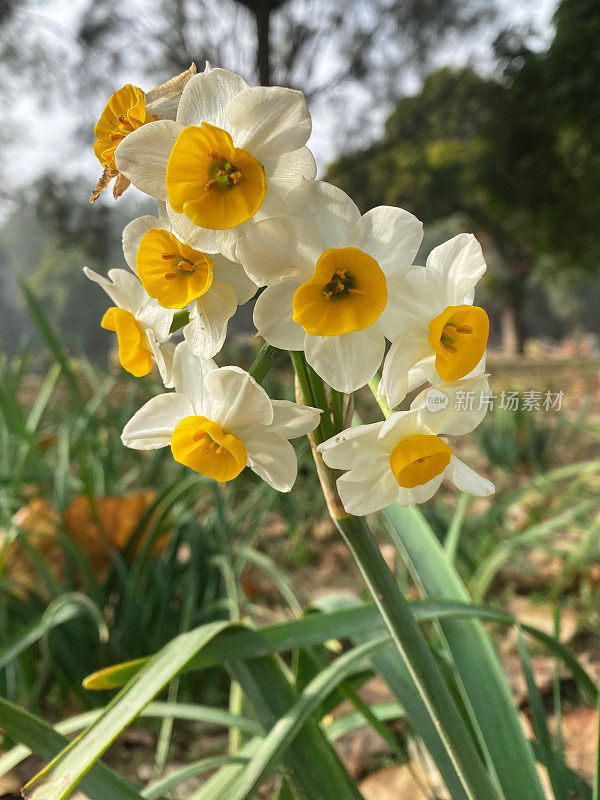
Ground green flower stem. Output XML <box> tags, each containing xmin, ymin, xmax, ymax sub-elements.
<box><xmin>248</xmin><ymin>341</ymin><xmax>277</xmax><ymax>385</ymax></box>
<box><xmin>330</xmin><ymin>388</ymin><xmax>345</xmax><ymax>432</ymax></box>
<box><xmin>169</xmin><ymin>309</ymin><xmax>190</xmax><ymax>333</ymax></box>
<box><xmin>368</xmin><ymin>374</ymin><xmax>393</xmax><ymax>418</ymax></box>
<box><xmin>335</xmin><ymin>513</ymin><xmax>499</xmax><ymax>800</ymax></box>
<box><xmin>290</xmin><ymin>350</ymin><xmax>333</xmax><ymax>444</ymax></box>
<box><xmin>291</xmin><ymin>358</ymin><xmax>498</xmax><ymax>799</ymax></box>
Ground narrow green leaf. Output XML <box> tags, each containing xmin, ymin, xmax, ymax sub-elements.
<box><xmin>24</xmin><ymin>621</ymin><xmax>232</xmax><ymax>800</ymax></box>
<box><xmin>382</xmin><ymin>505</ymin><xmax>546</xmax><ymax>800</ymax></box>
<box><xmin>226</xmin><ymin>639</ymin><xmax>387</xmax><ymax>800</ymax></box>
<box><xmin>142</xmin><ymin>756</ymin><xmax>250</xmax><ymax>800</ymax></box>
<box><xmin>0</xmin><ymin>594</ymin><xmax>108</xmax><ymax>671</ymax></box>
<box><xmin>0</xmin><ymin>702</ymin><xmax>261</xmax><ymax>777</ymax></box>
<box><xmin>228</xmin><ymin>653</ymin><xmax>364</xmax><ymax>800</ymax></box>
<box><xmin>594</xmin><ymin>683</ymin><xmax>600</xmax><ymax>800</ymax></box>
<box><xmin>0</xmin><ymin>697</ymin><xmax>146</xmax><ymax>800</ymax></box>
<box><xmin>84</xmin><ymin>600</ymin><xmax>596</xmax><ymax>700</ymax></box>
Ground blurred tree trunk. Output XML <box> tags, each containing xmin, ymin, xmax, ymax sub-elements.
<box><xmin>253</xmin><ymin>0</ymin><xmax>272</xmax><ymax>85</ymax></box>
<box><xmin>501</xmin><ymin>275</ymin><xmax>527</xmax><ymax>356</ymax></box>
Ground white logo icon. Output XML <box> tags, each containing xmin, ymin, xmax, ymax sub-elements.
<box><xmin>425</xmin><ymin>388</ymin><xmax>449</xmax><ymax>413</ymax></box>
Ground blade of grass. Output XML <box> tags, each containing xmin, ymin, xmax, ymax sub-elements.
<box><xmin>0</xmin><ymin>593</ymin><xmax>107</xmax><ymax>671</ymax></box>
<box><xmin>382</xmin><ymin>505</ymin><xmax>547</xmax><ymax>800</ymax></box>
<box><xmin>83</xmin><ymin>599</ymin><xmax>596</xmax><ymax>700</ymax></box>
<box><xmin>0</xmin><ymin>696</ymin><xmax>147</xmax><ymax>800</ymax></box>
<box><xmin>23</xmin><ymin>621</ymin><xmax>232</xmax><ymax>800</ymax></box>
<box><xmin>228</xmin><ymin>653</ymin><xmax>364</xmax><ymax>800</ymax></box>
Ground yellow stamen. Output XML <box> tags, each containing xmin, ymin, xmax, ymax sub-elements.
<box><xmin>100</xmin><ymin>307</ymin><xmax>153</xmax><ymax>378</ymax></box>
<box><xmin>389</xmin><ymin>434</ymin><xmax>453</xmax><ymax>488</ymax></box>
<box><xmin>166</xmin><ymin>122</ymin><xmax>267</xmax><ymax>230</ymax></box>
<box><xmin>428</xmin><ymin>305</ymin><xmax>489</xmax><ymax>381</ymax></box>
<box><xmin>136</xmin><ymin>228</ymin><xmax>214</xmax><ymax>309</ymax></box>
<box><xmin>171</xmin><ymin>416</ymin><xmax>247</xmax><ymax>481</ymax></box>
<box><xmin>93</xmin><ymin>85</ymin><xmax>155</xmax><ymax>170</ymax></box>
<box><xmin>292</xmin><ymin>247</ymin><xmax>387</xmax><ymax>337</ymax></box>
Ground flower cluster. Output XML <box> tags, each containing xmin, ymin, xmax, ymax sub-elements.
<box><xmin>87</xmin><ymin>63</ymin><xmax>494</xmax><ymax>511</ymax></box>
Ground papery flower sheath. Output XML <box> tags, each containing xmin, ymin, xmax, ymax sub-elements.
<box><xmin>122</xmin><ymin>209</ymin><xmax>257</xmax><ymax>359</ymax></box>
<box><xmin>237</xmin><ymin>179</ymin><xmax>423</xmax><ymax>392</ymax></box>
<box><xmin>381</xmin><ymin>233</ymin><xmax>489</xmax><ymax>408</ymax></box>
<box><xmin>318</xmin><ymin>375</ymin><xmax>494</xmax><ymax>515</ymax></box>
<box><xmin>83</xmin><ymin>266</ymin><xmax>175</xmax><ymax>386</ymax></box>
<box><xmin>91</xmin><ymin>64</ymin><xmax>197</xmax><ymax>202</ymax></box>
<box><xmin>122</xmin><ymin>342</ymin><xmax>322</xmax><ymax>491</ymax></box>
<box><xmin>114</xmin><ymin>63</ymin><xmax>316</xmax><ymax>260</ymax></box>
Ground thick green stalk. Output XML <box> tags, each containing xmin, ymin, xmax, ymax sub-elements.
<box><xmin>248</xmin><ymin>342</ymin><xmax>277</xmax><ymax>385</ymax></box>
<box><xmin>292</xmin><ymin>358</ymin><xmax>499</xmax><ymax>799</ymax></box>
<box><xmin>169</xmin><ymin>309</ymin><xmax>190</xmax><ymax>333</ymax></box>
<box><xmin>335</xmin><ymin>514</ymin><xmax>499</xmax><ymax>800</ymax></box>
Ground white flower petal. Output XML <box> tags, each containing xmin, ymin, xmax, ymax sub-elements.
<box><xmin>183</xmin><ymin>281</ymin><xmax>238</xmax><ymax>360</ymax></box>
<box><xmin>122</xmin><ymin>215</ymin><xmax>164</xmax><ymax>273</ymax></box>
<box><xmin>447</xmin><ymin>456</ymin><xmax>494</xmax><ymax>496</ymax></box>
<box><xmin>212</xmin><ymin>255</ymin><xmax>257</xmax><ymax>304</ymax></box>
<box><xmin>156</xmin><ymin>200</ymin><xmax>170</xmax><ymax>226</ymax></box>
<box><xmin>146</xmin><ymin>336</ymin><xmax>175</xmax><ymax>388</ymax></box>
<box><xmin>236</xmin><ymin>216</ymin><xmax>321</xmax><ymax>286</ymax></box>
<box><xmin>269</xmin><ymin>400</ymin><xmax>321</xmax><ymax>439</ymax></box>
<box><xmin>205</xmin><ymin>366</ymin><xmax>273</xmax><ymax>431</ymax></box>
<box><xmin>378</xmin><ymin>408</ymin><xmax>425</xmax><ymax>442</ymax></box>
<box><xmin>426</xmin><ymin>234</ymin><xmax>487</xmax><ymax>306</ymax></box>
<box><xmin>214</xmin><ymin>226</ymin><xmax>247</xmax><ymax>261</ymax></box>
<box><xmin>166</xmin><ymin>203</ymin><xmax>222</xmax><ymax>253</ymax></box>
<box><xmin>265</xmin><ymin>147</ymin><xmax>317</xmax><ymax>196</ymax></box>
<box><xmin>137</xmin><ymin>299</ymin><xmax>174</xmax><ymax>342</ymax></box>
<box><xmin>172</xmin><ymin>341</ymin><xmax>217</xmax><ymax>414</ymax></box>
<box><xmin>243</xmin><ymin>430</ymin><xmax>298</xmax><ymax>492</ymax></box>
<box><xmin>348</xmin><ymin>206</ymin><xmax>423</xmax><ymax>275</ymax></box>
<box><xmin>396</xmin><ymin>474</ymin><xmax>444</xmax><ymax>506</ymax></box>
<box><xmin>121</xmin><ymin>393</ymin><xmax>193</xmax><ymax>450</ymax></box>
<box><xmin>378</xmin><ymin>266</ymin><xmax>445</xmax><ymax>341</ymax></box>
<box><xmin>337</xmin><ymin>461</ymin><xmax>400</xmax><ymax>516</ymax></box>
<box><xmin>412</xmin><ymin>375</ymin><xmax>491</xmax><ymax>436</ymax></box>
<box><xmin>176</xmin><ymin>68</ymin><xmax>249</xmax><ymax>128</ymax></box>
<box><xmin>318</xmin><ymin>422</ymin><xmax>388</xmax><ymax>470</ymax></box>
<box><xmin>254</xmin><ymin>186</ymin><xmax>287</xmax><ymax>222</ymax></box>
<box><xmin>407</xmin><ymin>356</ymin><xmax>438</xmax><ymax>391</ymax></box>
<box><xmin>83</xmin><ymin>267</ymin><xmax>146</xmax><ymax>316</ymax></box>
<box><xmin>286</xmin><ymin>180</ymin><xmax>361</xmax><ymax>249</ymax></box>
<box><xmin>253</xmin><ymin>279</ymin><xmax>305</xmax><ymax>350</ymax></box>
<box><xmin>381</xmin><ymin>335</ymin><xmax>431</xmax><ymax>408</ymax></box>
<box><xmin>115</xmin><ymin>120</ymin><xmax>183</xmax><ymax>201</ymax></box>
<box><xmin>305</xmin><ymin>328</ymin><xmax>385</xmax><ymax>393</ymax></box>
<box><xmin>228</xmin><ymin>87</ymin><xmax>311</xmax><ymax>159</ymax></box>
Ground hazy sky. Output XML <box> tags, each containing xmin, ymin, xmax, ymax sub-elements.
<box><xmin>3</xmin><ymin>0</ymin><xmax>558</xmax><ymax>213</ymax></box>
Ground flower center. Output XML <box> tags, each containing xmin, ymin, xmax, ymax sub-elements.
<box><xmin>389</xmin><ymin>434</ymin><xmax>453</xmax><ymax>489</ymax></box>
<box><xmin>428</xmin><ymin>305</ymin><xmax>489</xmax><ymax>381</ymax></box>
<box><xmin>93</xmin><ymin>85</ymin><xmax>154</xmax><ymax>170</ymax></box>
<box><xmin>292</xmin><ymin>247</ymin><xmax>387</xmax><ymax>337</ymax></box>
<box><xmin>101</xmin><ymin>307</ymin><xmax>153</xmax><ymax>378</ymax></box>
<box><xmin>166</xmin><ymin>122</ymin><xmax>267</xmax><ymax>231</ymax></box>
<box><xmin>136</xmin><ymin>228</ymin><xmax>214</xmax><ymax>309</ymax></box>
<box><xmin>170</xmin><ymin>416</ymin><xmax>247</xmax><ymax>481</ymax></box>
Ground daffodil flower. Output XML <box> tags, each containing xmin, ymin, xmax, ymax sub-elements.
<box><xmin>318</xmin><ymin>375</ymin><xmax>494</xmax><ymax>515</ymax></box>
<box><xmin>122</xmin><ymin>210</ymin><xmax>257</xmax><ymax>359</ymax></box>
<box><xmin>121</xmin><ymin>342</ymin><xmax>322</xmax><ymax>491</ymax></box>
<box><xmin>91</xmin><ymin>64</ymin><xmax>197</xmax><ymax>203</ymax></box>
<box><xmin>83</xmin><ymin>267</ymin><xmax>175</xmax><ymax>385</ymax></box>
<box><xmin>114</xmin><ymin>64</ymin><xmax>316</xmax><ymax>260</ymax></box>
<box><xmin>381</xmin><ymin>233</ymin><xmax>490</xmax><ymax>408</ymax></box>
<box><xmin>236</xmin><ymin>180</ymin><xmax>423</xmax><ymax>393</ymax></box>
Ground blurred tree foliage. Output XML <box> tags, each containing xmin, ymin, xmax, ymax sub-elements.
<box><xmin>0</xmin><ymin>0</ymin><xmax>496</xmax><ymax>358</ymax></box>
<box><xmin>328</xmin><ymin>0</ymin><xmax>600</xmax><ymax>353</ymax></box>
